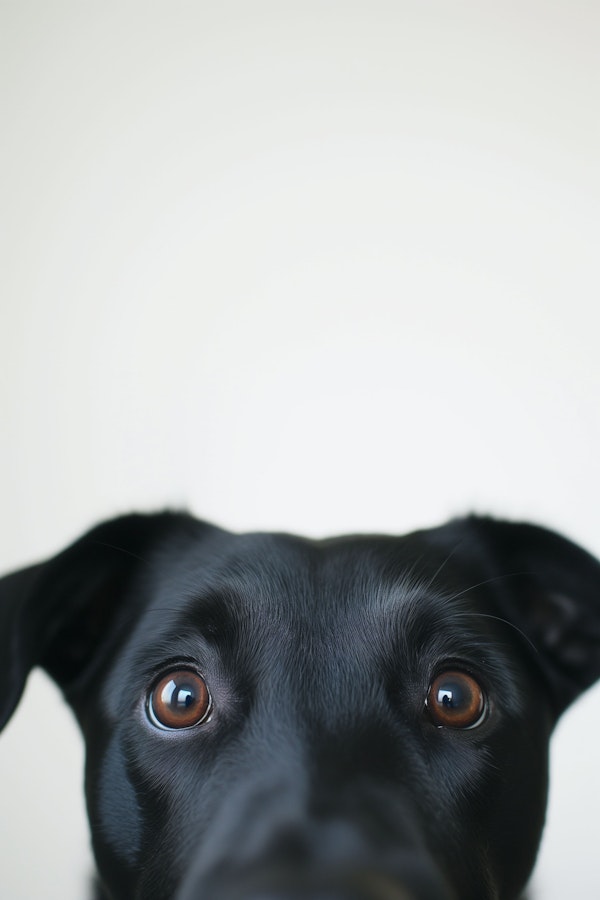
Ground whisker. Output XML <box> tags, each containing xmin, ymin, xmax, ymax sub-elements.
<box><xmin>89</xmin><ymin>540</ymin><xmax>150</xmax><ymax>565</ymax></box>
<box><xmin>446</xmin><ymin>571</ymin><xmax>533</xmax><ymax>602</ymax></box>
<box><xmin>424</xmin><ymin>539</ymin><xmax>466</xmax><ymax>592</ymax></box>
<box><xmin>460</xmin><ymin>612</ymin><xmax>539</xmax><ymax>656</ymax></box>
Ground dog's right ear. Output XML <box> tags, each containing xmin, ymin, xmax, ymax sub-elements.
<box><xmin>0</xmin><ymin>512</ymin><xmax>193</xmax><ymax>731</ymax></box>
<box><xmin>464</xmin><ymin>516</ymin><xmax>600</xmax><ymax>719</ymax></box>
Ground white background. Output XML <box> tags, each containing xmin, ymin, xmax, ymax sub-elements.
<box><xmin>1</xmin><ymin>2</ymin><xmax>599</xmax><ymax>898</ymax></box>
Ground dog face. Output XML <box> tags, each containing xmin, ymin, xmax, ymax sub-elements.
<box><xmin>2</xmin><ymin>514</ymin><xmax>600</xmax><ymax>899</ymax></box>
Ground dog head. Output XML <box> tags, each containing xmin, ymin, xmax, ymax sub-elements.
<box><xmin>2</xmin><ymin>513</ymin><xmax>600</xmax><ymax>899</ymax></box>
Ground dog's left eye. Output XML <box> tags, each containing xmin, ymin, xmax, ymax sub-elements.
<box><xmin>425</xmin><ymin>670</ymin><xmax>486</xmax><ymax>729</ymax></box>
<box><xmin>147</xmin><ymin>669</ymin><xmax>212</xmax><ymax>730</ymax></box>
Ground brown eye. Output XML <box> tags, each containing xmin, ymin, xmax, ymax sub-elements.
<box><xmin>426</xmin><ymin>670</ymin><xmax>486</xmax><ymax>729</ymax></box>
<box><xmin>148</xmin><ymin>669</ymin><xmax>212</xmax><ymax>730</ymax></box>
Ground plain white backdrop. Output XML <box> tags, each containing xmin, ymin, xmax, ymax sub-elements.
<box><xmin>1</xmin><ymin>2</ymin><xmax>599</xmax><ymax>897</ymax></box>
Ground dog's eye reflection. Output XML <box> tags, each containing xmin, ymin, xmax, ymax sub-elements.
<box><xmin>147</xmin><ymin>669</ymin><xmax>212</xmax><ymax>730</ymax></box>
<box><xmin>426</xmin><ymin>671</ymin><xmax>486</xmax><ymax>729</ymax></box>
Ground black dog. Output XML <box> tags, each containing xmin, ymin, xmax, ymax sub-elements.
<box><xmin>2</xmin><ymin>512</ymin><xmax>600</xmax><ymax>899</ymax></box>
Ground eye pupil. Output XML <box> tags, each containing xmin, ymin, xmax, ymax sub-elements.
<box><xmin>149</xmin><ymin>669</ymin><xmax>211</xmax><ymax>730</ymax></box>
<box><xmin>427</xmin><ymin>670</ymin><xmax>485</xmax><ymax>729</ymax></box>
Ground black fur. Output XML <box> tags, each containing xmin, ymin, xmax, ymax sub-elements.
<box><xmin>2</xmin><ymin>513</ymin><xmax>600</xmax><ymax>899</ymax></box>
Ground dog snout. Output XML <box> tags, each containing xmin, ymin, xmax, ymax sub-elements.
<box><xmin>177</xmin><ymin>789</ymin><xmax>455</xmax><ymax>900</ymax></box>
<box><xmin>180</xmin><ymin>856</ymin><xmax>454</xmax><ymax>900</ymax></box>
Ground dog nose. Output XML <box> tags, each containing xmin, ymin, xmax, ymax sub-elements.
<box><xmin>218</xmin><ymin>869</ymin><xmax>443</xmax><ymax>900</ymax></box>
<box><xmin>180</xmin><ymin>865</ymin><xmax>452</xmax><ymax>900</ymax></box>
<box><xmin>241</xmin><ymin>888</ymin><xmax>417</xmax><ymax>900</ymax></box>
<box><xmin>242</xmin><ymin>890</ymin><xmax>415</xmax><ymax>900</ymax></box>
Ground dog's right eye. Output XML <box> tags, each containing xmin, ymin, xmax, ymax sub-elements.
<box><xmin>425</xmin><ymin>670</ymin><xmax>486</xmax><ymax>729</ymax></box>
<box><xmin>147</xmin><ymin>669</ymin><xmax>212</xmax><ymax>730</ymax></box>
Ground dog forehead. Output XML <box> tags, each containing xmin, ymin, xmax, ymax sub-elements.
<box><xmin>141</xmin><ymin>527</ymin><xmax>481</xmax><ymax>647</ymax></box>
<box><xmin>147</xmin><ymin>528</ymin><xmax>429</xmax><ymax>609</ymax></box>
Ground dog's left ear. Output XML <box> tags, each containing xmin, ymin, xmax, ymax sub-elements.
<box><xmin>0</xmin><ymin>512</ymin><xmax>192</xmax><ymax>730</ymax></box>
<box><xmin>469</xmin><ymin>517</ymin><xmax>600</xmax><ymax>718</ymax></box>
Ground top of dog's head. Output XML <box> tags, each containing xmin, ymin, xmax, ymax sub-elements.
<box><xmin>1</xmin><ymin>513</ymin><xmax>600</xmax><ymax>900</ymax></box>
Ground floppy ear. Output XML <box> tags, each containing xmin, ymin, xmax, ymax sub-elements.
<box><xmin>0</xmin><ymin>512</ymin><xmax>190</xmax><ymax>731</ymax></box>
<box><xmin>471</xmin><ymin>517</ymin><xmax>600</xmax><ymax>718</ymax></box>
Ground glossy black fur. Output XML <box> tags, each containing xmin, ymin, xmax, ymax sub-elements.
<box><xmin>2</xmin><ymin>513</ymin><xmax>600</xmax><ymax>899</ymax></box>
